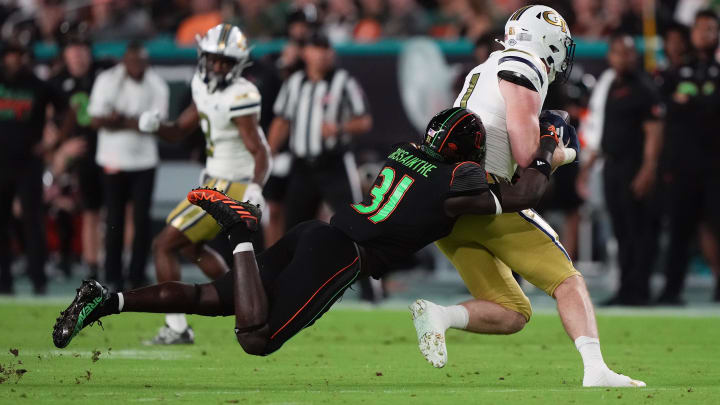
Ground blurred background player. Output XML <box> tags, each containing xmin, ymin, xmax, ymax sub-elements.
<box><xmin>266</xmin><ymin>31</ymin><xmax>380</xmax><ymax>302</ymax></box>
<box><xmin>577</xmin><ymin>34</ymin><xmax>664</xmax><ymax>306</ymax></box>
<box><xmin>88</xmin><ymin>41</ymin><xmax>169</xmax><ymax>291</ymax></box>
<box><xmin>417</xmin><ymin>5</ymin><xmax>644</xmax><ymax>387</ymax></box>
<box><xmin>138</xmin><ymin>24</ymin><xmax>270</xmax><ymax>344</ymax></box>
<box><xmin>0</xmin><ymin>41</ymin><xmax>67</xmax><ymax>295</ymax></box>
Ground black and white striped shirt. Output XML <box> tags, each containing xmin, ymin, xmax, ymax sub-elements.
<box><xmin>273</xmin><ymin>68</ymin><xmax>368</xmax><ymax>159</ymax></box>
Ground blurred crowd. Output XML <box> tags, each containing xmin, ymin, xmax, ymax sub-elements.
<box><xmin>1</xmin><ymin>0</ymin><xmax>719</xmax><ymax>305</ymax></box>
<box><xmin>0</xmin><ymin>0</ymin><xmax>716</xmax><ymax>47</ymax></box>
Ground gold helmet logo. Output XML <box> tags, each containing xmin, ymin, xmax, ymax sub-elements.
<box><xmin>542</xmin><ymin>11</ymin><xmax>567</xmax><ymax>33</ymax></box>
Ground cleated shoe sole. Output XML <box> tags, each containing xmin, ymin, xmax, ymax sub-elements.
<box><xmin>52</xmin><ymin>280</ymin><xmax>108</xmax><ymax>348</ymax></box>
<box><xmin>187</xmin><ymin>188</ymin><xmax>261</xmax><ymax>232</ymax></box>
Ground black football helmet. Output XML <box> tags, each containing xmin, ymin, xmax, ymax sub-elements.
<box><xmin>421</xmin><ymin>107</ymin><xmax>486</xmax><ymax>164</ymax></box>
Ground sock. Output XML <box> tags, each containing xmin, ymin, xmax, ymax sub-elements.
<box><xmin>166</xmin><ymin>313</ymin><xmax>188</xmax><ymax>333</ymax></box>
<box><xmin>441</xmin><ymin>305</ymin><xmax>469</xmax><ymax>330</ymax></box>
<box><xmin>227</xmin><ymin>224</ymin><xmax>253</xmax><ymax>248</ymax></box>
<box><xmin>97</xmin><ymin>293</ymin><xmax>121</xmax><ymax>317</ymax></box>
<box><xmin>117</xmin><ymin>292</ymin><xmax>124</xmax><ymax>312</ymax></box>
<box><xmin>575</xmin><ymin>336</ymin><xmax>605</xmax><ymax>370</ymax></box>
<box><xmin>233</xmin><ymin>242</ymin><xmax>254</xmax><ymax>254</ymax></box>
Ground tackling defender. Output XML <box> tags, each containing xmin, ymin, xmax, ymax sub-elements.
<box><xmin>53</xmin><ymin>107</ymin><xmax>560</xmax><ymax>357</ymax></box>
<box><xmin>136</xmin><ymin>24</ymin><xmax>270</xmax><ymax>344</ymax></box>
<box><xmin>410</xmin><ymin>5</ymin><xmax>645</xmax><ymax>387</ymax></box>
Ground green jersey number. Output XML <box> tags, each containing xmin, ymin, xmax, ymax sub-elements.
<box><xmin>352</xmin><ymin>167</ymin><xmax>415</xmax><ymax>223</ymax></box>
<box><xmin>198</xmin><ymin>112</ymin><xmax>214</xmax><ymax>157</ymax></box>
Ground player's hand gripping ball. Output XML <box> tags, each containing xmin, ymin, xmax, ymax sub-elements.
<box><xmin>539</xmin><ymin>109</ymin><xmax>579</xmax><ymax>164</ymax></box>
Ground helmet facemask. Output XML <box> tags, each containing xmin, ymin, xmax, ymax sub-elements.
<box><xmin>549</xmin><ymin>36</ymin><xmax>576</xmax><ymax>83</ymax></box>
<box><xmin>198</xmin><ymin>51</ymin><xmax>249</xmax><ymax>93</ymax></box>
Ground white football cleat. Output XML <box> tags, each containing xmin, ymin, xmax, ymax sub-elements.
<box><xmin>583</xmin><ymin>366</ymin><xmax>646</xmax><ymax>387</ymax></box>
<box><xmin>409</xmin><ymin>299</ymin><xmax>448</xmax><ymax>368</ymax></box>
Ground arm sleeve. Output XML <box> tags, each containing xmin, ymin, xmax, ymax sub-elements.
<box><xmin>87</xmin><ymin>72</ymin><xmax>111</xmax><ymax>117</ymax></box>
<box><xmin>496</xmin><ymin>50</ymin><xmax>546</xmax><ymax>93</ymax></box>
<box><xmin>343</xmin><ymin>76</ymin><xmax>369</xmax><ymax>116</ymax></box>
<box><xmin>228</xmin><ymin>82</ymin><xmax>262</xmax><ymax>118</ymax></box>
<box><xmin>447</xmin><ymin>162</ymin><xmax>489</xmax><ymax>197</ymax></box>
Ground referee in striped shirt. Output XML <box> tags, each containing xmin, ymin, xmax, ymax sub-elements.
<box><xmin>268</xmin><ymin>31</ymin><xmax>372</xmax><ymax>231</ymax></box>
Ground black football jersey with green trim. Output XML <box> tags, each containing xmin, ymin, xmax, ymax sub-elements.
<box><xmin>331</xmin><ymin>143</ymin><xmax>488</xmax><ymax>278</ymax></box>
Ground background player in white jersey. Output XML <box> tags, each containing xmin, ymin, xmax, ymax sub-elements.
<box><xmin>137</xmin><ymin>24</ymin><xmax>271</xmax><ymax>344</ymax></box>
<box><xmin>411</xmin><ymin>5</ymin><xmax>645</xmax><ymax>387</ymax></box>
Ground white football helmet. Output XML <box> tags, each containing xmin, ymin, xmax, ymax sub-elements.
<box><xmin>196</xmin><ymin>24</ymin><xmax>251</xmax><ymax>92</ymax></box>
<box><xmin>501</xmin><ymin>5</ymin><xmax>575</xmax><ymax>83</ymax></box>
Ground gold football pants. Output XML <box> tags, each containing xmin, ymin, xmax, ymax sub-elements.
<box><xmin>436</xmin><ymin>209</ymin><xmax>581</xmax><ymax>321</ymax></box>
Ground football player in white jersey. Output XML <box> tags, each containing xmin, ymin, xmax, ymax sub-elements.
<box><xmin>137</xmin><ymin>24</ymin><xmax>271</xmax><ymax>344</ymax></box>
<box><xmin>410</xmin><ymin>5</ymin><xmax>645</xmax><ymax>387</ymax></box>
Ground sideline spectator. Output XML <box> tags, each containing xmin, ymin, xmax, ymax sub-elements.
<box><xmin>577</xmin><ymin>34</ymin><xmax>664</xmax><ymax>306</ymax></box>
<box><xmin>657</xmin><ymin>10</ymin><xmax>720</xmax><ymax>304</ymax></box>
<box><xmin>661</xmin><ymin>23</ymin><xmax>691</xmax><ymax>70</ymax></box>
<box><xmin>88</xmin><ymin>41</ymin><xmax>169</xmax><ymax>291</ymax></box>
<box><xmin>89</xmin><ymin>0</ymin><xmax>153</xmax><ymax>42</ymax></box>
<box><xmin>324</xmin><ymin>0</ymin><xmax>358</xmax><ymax>43</ymax></box>
<box><xmin>384</xmin><ymin>0</ymin><xmax>429</xmax><ymax>37</ymax></box>
<box><xmin>176</xmin><ymin>0</ymin><xmax>222</xmax><ymax>45</ymax></box>
<box><xmin>50</xmin><ymin>37</ymin><xmax>104</xmax><ymax>280</ymax></box>
<box><xmin>0</xmin><ymin>42</ymin><xmax>67</xmax><ymax>295</ymax></box>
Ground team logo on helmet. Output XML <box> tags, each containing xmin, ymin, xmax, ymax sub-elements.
<box><xmin>542</xmin><ymin>11</ymin><xmax>567</xmax><ymax>33</ymax></box>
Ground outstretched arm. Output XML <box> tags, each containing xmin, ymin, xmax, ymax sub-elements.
<box><xmin>140</xmin><ymin>103</ymin><xmax>200</xmax><ymax>142</ymax></box>
<box><xmin>444</xmin><ymin>135</ymin><xmax>558</xmax><ymax>216</ymax></box>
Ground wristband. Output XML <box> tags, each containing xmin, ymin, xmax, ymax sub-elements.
<box><xmin>527</xmin><ymin>157</ymin><xmax>551</xmax><ymax>179</ymax></box>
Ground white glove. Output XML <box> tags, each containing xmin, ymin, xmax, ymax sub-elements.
<box><xmin>243</xmin><ymin>182</ymin><xmax>268</xmax><ymax>226</ymax></box>
<box><xmin>138</xmin><ymin>110</ymin><xmax>161</xmax><ymax>133</ymax></box>
<box><xmin>243</xmin><ymin>182</ymin><xmax>266</xmax><ymax>210</ymax></box>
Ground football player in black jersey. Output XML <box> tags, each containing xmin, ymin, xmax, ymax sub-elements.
<box><xmin>52</xmin><ymin>107</ymin><xmax>561</xmax><ymax>355</ymax></box>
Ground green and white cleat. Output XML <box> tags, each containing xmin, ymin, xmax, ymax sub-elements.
<box><xmin>410</xmin><ymin>299</ymin><xmax>448</xmax><ymax>368</ymax></box>
<box><xmin>52</xmin><ymin>280</ymin><xmax>109</xmax><ymax>348</ymax></box>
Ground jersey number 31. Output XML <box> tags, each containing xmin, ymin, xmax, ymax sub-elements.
<box><xmin>352</xmin><ymin>167</ymin><xmax>415</xmax><ymax>223</ymax></box>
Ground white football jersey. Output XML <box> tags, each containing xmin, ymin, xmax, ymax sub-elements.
<box><xmin>454</xmin><ymin>48</ymin><xmax>549</xmax><ymax>181</ymax></box>
<box><xmin>191</xmin><ymin>73</ymin><xmax>263</xmax><ymax>181</ymax></box>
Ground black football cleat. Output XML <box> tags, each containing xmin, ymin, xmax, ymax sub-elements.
<box><xmin>187</xmin><ymin>188</ymin><xmax>261</xmax><ymax>232</ymax></box>
<box><xmin>52</xmin><ymin>280</ymin><xmax>109</xmax><ymax>348</ymax></box>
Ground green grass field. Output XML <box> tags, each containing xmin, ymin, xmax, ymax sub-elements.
<box><xmin>0</xmin><ymin>301</ymin><xmax>718</xmax><ymax>404</ymax></box>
